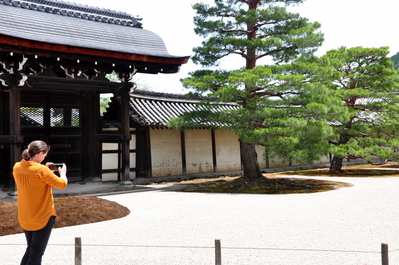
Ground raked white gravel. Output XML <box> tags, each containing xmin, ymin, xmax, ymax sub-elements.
<box><xmin>1</xmin><ymin>176</ymin><xmax>399</xmax><ymax>265</ymax></box>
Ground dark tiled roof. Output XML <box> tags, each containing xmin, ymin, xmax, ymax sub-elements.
<box><xmin>130</xmin><ymin>90</ymin><xmax>239</xmax><ymax>127</ymax></box>
<box><xmin>0</xmin><ymin>0</ymin><xmax>185</xmax><ymax>60</ymax></box>
<box><xmin>1</xmin><ymin>0</ymin><xmax>143</xmax><ymax>27</ymax></box>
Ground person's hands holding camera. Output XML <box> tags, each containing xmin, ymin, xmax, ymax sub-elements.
<box><xmin>57</xmin><ymin>163</ymin><xmax>68</xmax><ymax>184</ymax></box>
<box><xmin>46</xmin><ymin>162</ymin><xmax>68</xmax><ymax>184</ymax></box>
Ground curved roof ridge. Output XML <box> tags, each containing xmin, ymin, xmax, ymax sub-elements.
<box><xmin>132</xmin><ymin>89</ymin><xmax>206</xmax><ymax>102</ymax></box>
<box><xmin>0</xmin><ymin>0</ymin><xmax>142</xmax><ymax>28</ymax></box>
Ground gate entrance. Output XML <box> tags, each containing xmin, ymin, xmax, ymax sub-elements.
<box><xmin>0</xmin><ymin>0</ymin><xmax>189</xmax><ymax>189</ymax></box>
<box><xmin>21</xmin><ymin>92</ymin><xmax>85</xmax><ymax>181</ymax></box>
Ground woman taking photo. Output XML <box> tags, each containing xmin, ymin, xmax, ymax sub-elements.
<box><xmin>13</xmin><ymin>140</ymin><xmax>68</xmax><ymax>265</ymax></box>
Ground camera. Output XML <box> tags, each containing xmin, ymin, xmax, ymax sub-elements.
<box><xmin>49</xmin><ymin>163</ymin><xmax>63</xmax><ymax>171</ymax></box>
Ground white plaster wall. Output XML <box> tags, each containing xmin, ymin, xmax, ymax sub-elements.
<box><xmin>215</xmin><ymin>130</ymin><xmax>241</xmax><ymax>171</ymax></box>
<box><xmin>102</xmin><ymin>143</ymin><xmax>118</xmax><ymax>170</ymax></box>
<box><xmin>184</xmin><ymin>129</ymin><xmax>214</xmax><ymax>174</ymax></box>
<box><xmin>255</xmin><ymin>145</ymin><xmax>267</xmax><ymax>168</ymax></box>
<box><xmin>312</xmin><ymin>155</ymin><xmax>331</xmax><ymax>164</ymax></box>
<box><xmin>102</xmin><ymin>173</ymin><xmax>116</xmax><ymax>182</ymax></box>
<box><xmin>265</xmin><ymin>152</ymin><xmax>289</xmax><ymax>168</ymax></box>
<box><xmin>101</xmin><ymin>138</ymin><xmax>136</xmax><ymax>181</ymax></box>
<box><xmin>150</xmin><ymin>129</ymin><xmax>183</xmax><ymax>176</ymax></box>
<box><xmin>129</xmin><ymin>135</ymin><xmax>137</xmax><ymax>180</ymax></box>
<box><xmin>100</xmin><ymin>127</ymin><xmax>334</xmax><ymax>181</ymax></box>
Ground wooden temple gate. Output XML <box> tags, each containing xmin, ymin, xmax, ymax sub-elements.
<box><xmin>0</xmin><ymin>0</ymin><xmax>189</xmax><ymax>192</ymax></box>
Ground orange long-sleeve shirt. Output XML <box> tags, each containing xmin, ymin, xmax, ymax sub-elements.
<box><xmin>13</xmin><ymin>160</ymin><xmax>67</xmax><ymax>231</ymax></box>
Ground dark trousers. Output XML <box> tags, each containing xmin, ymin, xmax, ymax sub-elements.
<box><xmin>21</xmin><ymin>216</ymin><xmax>56</xmax><ymax>265</ymax></box>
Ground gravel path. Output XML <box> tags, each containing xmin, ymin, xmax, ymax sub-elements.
<box><xmin>1</xmin><ymin>176</ymin><xmax>399</xmax><ymax>264</ymax></box>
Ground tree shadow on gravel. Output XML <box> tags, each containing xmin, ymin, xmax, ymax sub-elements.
<box><xmin>172</xmin><ymin>162</ymin><xmax>399</xmax><ymax>194</ymax></box>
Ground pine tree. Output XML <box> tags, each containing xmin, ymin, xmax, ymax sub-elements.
<box><xmin>320</xmin><ymin>46</ymin><xmax>399</xmax><ymax>171</ymax></box>
<box><xmin>170</xmin><ymin>0</ymin><xmax>326</xmax><ymax>179</ymax></box>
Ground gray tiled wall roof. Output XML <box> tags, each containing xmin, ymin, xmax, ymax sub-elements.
<box><xmin>130</xmin><ymin>90</ymin><xmax>239</xmax><ymax>127</ymax></box>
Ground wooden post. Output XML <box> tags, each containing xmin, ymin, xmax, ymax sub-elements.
<box><xmin>211</xmin><ymin>129</ymin><xmax>217</xmax><ymax>172</ymax></box>
<box><xmin>215</xmin><ymin>239</ymin><xmax>221</xmax><ymax>265</ymax></box>
<box><xmin>180</xmin><ymin>130</ymin><xmax>186</xmax><ymax>174</ymax></box>
<box><xmin>75</xmin><ymin>237</ymin><xmax>82</xmax><ymax>265</ymax></box>
<box><xmin>119</xmin><ymin>83</ymin><xmax>132</xmax><ymax>185</ymax></box>
<box><xmin>382</xmin><ymin>243</ymin><xmax>389</xmax><ymax>265</ymax></box>
<box><xmin>8</xmin><ymin>84</ymin><xmax>21</xmax><ymax>196</ymax></box>
<box><xmin>136</xmin><ymin>127</ymin><xmax>151</xmax><ymax>178</ymax></box>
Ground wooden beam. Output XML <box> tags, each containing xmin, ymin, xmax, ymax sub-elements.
<box><xmin>0</xmin><ymin>34</ymin><xmax>189</xmax><ymax>66</ymax></box>
<box><xmin>0</xmin><ymin>135</ymin><xmax>23</xmax><ymax>144</ymax></box>
<box><xmin>94</xmin><ymin>134</ymin><xmax>131</xmax><ymax>142</ymax></box>
<box><xmin>27</xmin><ymin>75</ymin><xmax>121</xmax><ymax>93</ymax></box>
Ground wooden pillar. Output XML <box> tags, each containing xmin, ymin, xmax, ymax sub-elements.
<box><xmin>119</xmin><ymin>83</ymin><xmax>132</xmax><ymax>185</ymax></box>
<box><xmin>43</xmin><ymin>92</ymin><xmax>50</xmax><ymax>144</ymax></box>
<box><xmin>136</xmin><ymin>127</ymin><xmax>151</xmax><ymax>178</ymax></box>
<box><xmin>180</xmin><ymin>130</ymin><xmax>186</xmax><ymax>174</ymax></box>
<box><xmin>0</xmin><ymin>90</ymin><xmax>11</xmax><ymax>187</ymax></box>
<box><xmin>211</xmin><ymin>129</ymin><xmax>217</xmax><ymax>172</ymax></box>
<box><xmin>382</xmin><ymin>243</ymin><xmax>389</xmax><ymax>265</ymax></box>
<box><xmin>92</xmin><ymin>93</ymin><xmax>102</xmax><ymax>180</ymax></box>
<box><xmin>8</xmin><ymin>84</ymin><xmax>22</xmax><ymax>196</ymax></box>
<box><xmin>82</xmin><ymin>92</ymin><xmax>101</xmax><ymax>181</ymax></box>
<box><xmin>215</xmin><ymin>239</ymin><xmax>221</xmax><ymax>265</ymax></box>
<box><xmin>0</xmin><ymin>90</ymin><xmax>5</xmax><ymax>135</ymax></box>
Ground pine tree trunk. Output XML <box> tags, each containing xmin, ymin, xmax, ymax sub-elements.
<box><xmin>240</xmin><ymin>140</ymin><xmax>264</xmax><ymax>179</ymax></box>
<box><xmin>329</xmin><ymin>132</ymin><xmax>350</xmax><ymax>171</ymax></box>
<box><xmin>329</xmin><ymin>156</ymin><xmax>344</xmax><ymax>171</ymax></box>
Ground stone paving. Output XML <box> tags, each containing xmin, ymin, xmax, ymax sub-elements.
<box><xmin>1</xmin><ymin>176</ymin><xmax>399</xmax><ymax>264</ymax></box>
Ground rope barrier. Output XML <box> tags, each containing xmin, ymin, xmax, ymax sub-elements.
<box><xmin>0</xmin><ymin>243</ymin><xmax>382</xmax><ymax>254</ymax></box>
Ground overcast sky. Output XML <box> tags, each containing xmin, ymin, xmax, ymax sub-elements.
<box><xmin>73</xmin><ymin>0</ymin><xmax>399</xmax><ymax>94</ymax></box>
